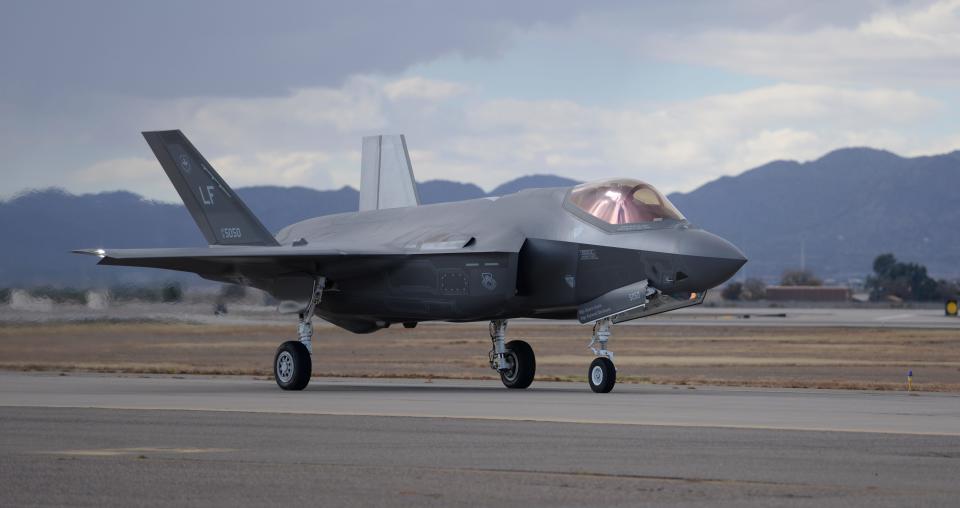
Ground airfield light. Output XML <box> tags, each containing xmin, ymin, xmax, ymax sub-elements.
<box><xmin>946</xmin><ymin>299</ymin><xmax>958</xmax><ymax>317</ymax></box>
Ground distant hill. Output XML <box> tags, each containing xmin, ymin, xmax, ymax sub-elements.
<box><xmin>668</xmin><ymin>147</ymin><xmax>960</xmax><ymax>281</ymax></box>
<box><xmin>3</xmin><ymin>150</ymin><xmax>959</xmax><ymax>287</ymax></box>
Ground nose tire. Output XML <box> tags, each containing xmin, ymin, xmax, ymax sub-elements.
<box><xmin>588</xmin><ymin>357</ymin><xmax>616</xmax><ymax>393</ymax></box>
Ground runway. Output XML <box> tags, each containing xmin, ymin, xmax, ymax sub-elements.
<box><xmin>2</xmin><ymin>372</ymin><xmax>959</xmax><ymax>435</ymax></box>
<box><xmin>1</xmin><ymin>373</ymin><xmax>959</xmax><ymax>507</ymax></box>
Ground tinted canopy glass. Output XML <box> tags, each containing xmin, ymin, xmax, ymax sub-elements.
<box><xmin>567</xmin><ymin>179</ymin><xmax>685</xmax><ymax>225</ymax></box>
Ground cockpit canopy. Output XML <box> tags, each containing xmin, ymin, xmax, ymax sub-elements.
<box><xmin>566</xmin><ymin>179</ymin><xmax>686</xmax><ymax>226</ymax></box>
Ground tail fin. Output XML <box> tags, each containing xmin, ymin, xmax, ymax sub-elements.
<box><xmin>142</xmin><ymin>130</ymin><xmax>279</xmax><ymax>246</ymax></box>
<box><xmin>359</xmin><ymin>134</ymin><xmax>421</xmax><ymax>211</ymax></box>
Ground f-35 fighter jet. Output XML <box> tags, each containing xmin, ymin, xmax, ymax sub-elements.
<box><xmin>76</xmin><ymin>131</ymin><xmax>746</xmax><ymax>393</ymax></box>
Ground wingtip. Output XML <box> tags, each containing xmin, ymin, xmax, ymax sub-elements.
<box><xmin>72</xmin><ymin>248</ymin><xmax>107</xmax><ymax>258</ymax></box>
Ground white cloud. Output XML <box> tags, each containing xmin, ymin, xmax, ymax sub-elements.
<box><xmin>187</xmin><ymin>77</ymin><xmax>388</xmax><ymax>143</ymax></box>
<box><xmin>36</xmin><ymin>76</ymin><xmax>955</xmax><ymax>202</ymax></box>
<box><xmin>212</xmin><ymin>151</ymin><xmax>336</xmax><ymax>189</ymax></box>
<box><xmin>640</xmin><ymin>0</ymin><xmax>960</xmax><ymax>85</ymax></box>
<box><xmin>383</xmin><ymin>77</ymin><xmax>468</xmax><ymax>101</ymax></box>
<box><xmin>446</xmin><ymin>83</ymin><xmax>941</xmax><ymax>192</ymax></box>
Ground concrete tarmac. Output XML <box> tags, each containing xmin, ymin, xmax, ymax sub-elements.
<box><xmin>1</xmin><ymin>373</ymin><xmax>959</xmax><ymax>507</ymax></box>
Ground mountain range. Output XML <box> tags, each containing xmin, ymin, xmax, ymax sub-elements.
<box><xmin>2</xmin><ymin>148</ymin><xmax>958</xmax><ymax>287</ymax></box>
<box><xmin>668</xmin><ymin>147</ymin><xmax>960</xmax><ymax>281</ymax></box>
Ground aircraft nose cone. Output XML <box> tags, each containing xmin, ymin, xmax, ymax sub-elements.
<box><xmin>676</xmin><ymin>229</ymin><xmax>747</xmax><ymax>290</ymax></box>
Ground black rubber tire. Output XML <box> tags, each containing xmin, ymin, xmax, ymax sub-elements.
<box><xmin>500</xmin><ymin>340</ymin><xmax>536</xmax><ymax>389</ymax></box>
<box><xmin>588</xmin><ymin>357</ymin><xmax>616</xmax><ymax>393</ymax></box>
<box><xmin>274</xmin><ymin>341</ymin><xmax>312</xmax><ymax>391</ymax></box>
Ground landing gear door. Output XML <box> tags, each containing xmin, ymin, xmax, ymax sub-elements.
<box><xmin>612</xmin><ymin>290</ymin><xmax>706</xmax><ymax>324</ymax></box>
<box><xmin>577</xmin><ymin>280</ymin><xmax>706</xmax><ymax>324</ymax></box>
<box><xmin>577</xmin><ymin>280</ymin><xmax>654</xmax><ymax>323</ymax></box>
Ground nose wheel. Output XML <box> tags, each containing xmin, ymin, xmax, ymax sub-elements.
<box><xmin>588</xmin><ymin>357</ymin><xmax>616</xmax><ymax>393</ymax></box>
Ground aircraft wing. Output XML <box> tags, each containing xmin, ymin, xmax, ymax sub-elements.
<box><xmin>73</xmin><ymin>246</ymin><xmax>408</xmax><ymax>280</ymax></box>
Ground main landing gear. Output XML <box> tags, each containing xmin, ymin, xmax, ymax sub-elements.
<box><xmin>488</xmin><ymin>320</ymin><xmax>536</xmax><ymax>389</ymax></box>
<box><xmin>274</xmin><ymin>277</ymin><xmax>325</xmax><ymax>390</ymax></box>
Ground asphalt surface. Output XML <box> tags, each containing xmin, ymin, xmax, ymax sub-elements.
<box><xmin>1</xmin><ymin>373</ymin><xmax>960</xmax><ymax>507</ymax></box>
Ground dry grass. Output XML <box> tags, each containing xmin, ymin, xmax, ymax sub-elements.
<box><xmin>1</xmin><ymin>321</ymin><xmax>959</xmax><ymax>391</ymax></box>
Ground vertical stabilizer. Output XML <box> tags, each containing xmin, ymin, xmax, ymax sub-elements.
<box><xmin>142</xmin><ymin>130</ymin><xmax>279</xmax><ymax>246</ymax></box>
<box><xmin>359</xmin><ymin>134</ymin><xmax>421</xmax><ymax>211</ymax></box>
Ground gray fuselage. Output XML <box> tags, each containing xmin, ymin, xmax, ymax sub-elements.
<box><xmin>260</xmin><ymin>187</ymin><xmax>745</xmax><ymax>333</ymax></box>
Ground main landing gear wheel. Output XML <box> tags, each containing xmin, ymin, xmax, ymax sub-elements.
<box><xmin>274</xmin><ymin>341</ymin><xmax>312</xmax><ymax>391</ymax></box>
<box><xmin>500</xmin><ymin>340</ymin><xmax>536</xmax><ymax>389</ymax></box>
<box><xmin>588</xmin><ymin>357</ymin><xmax>616</xmax><ymax>393</ymax></box>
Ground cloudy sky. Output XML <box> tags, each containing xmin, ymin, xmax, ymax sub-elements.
<box><xmin>2</xmin><ymin>0</ymin><xmax>959</xmax><ymax>201</ymax></box>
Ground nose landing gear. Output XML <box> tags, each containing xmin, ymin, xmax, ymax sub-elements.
<box><xmin>587</xmin><ymin>318</ymin><xmax>616</xmax><ymax>393</ymax></box>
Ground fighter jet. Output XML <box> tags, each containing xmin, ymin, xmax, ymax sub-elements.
<box><xmin>76</xmin><ymin>131</ymin><xmax>746</xmax><ymax>393</ymax></box>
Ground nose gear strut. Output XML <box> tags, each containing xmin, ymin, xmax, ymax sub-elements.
<box><xmin>586</xmin><ymin>317</ymin><xmax>617</xmax><ymax>393</ymax></box>
<box><xmin>588</xmin><ymin>317</ymin><xmax>614</xmax><ymax>360</ymax></box>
